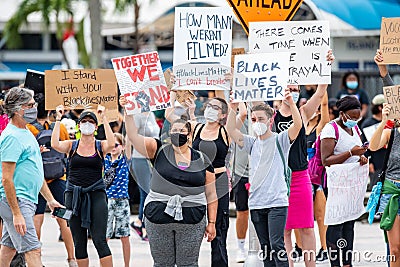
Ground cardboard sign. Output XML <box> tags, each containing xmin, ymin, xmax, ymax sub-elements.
<box><xmin>226</xmin><ymin>0</ymin><xmax>303</xmax><ymax>35</ymax></box>
<box><xmin>231</xmin><ymin>48</ymin><xmax>245</xmax><ymax>69</ymax></box>
<box><xmin>379</xmin><ymin>17</ymin><xmax>400</xmax><ymax>64</ymax></box>
<box><xmin>175</xmin><ymin>90</ymin><xmax>196</xmax><ymax>107</ymax></box>
<box><xmin>249</xmin><ymin>20</ymin><xmax>331</xmax><ymax>85</ymax></box>
<box><xmin>45</xmin><ymin>69</ymin><xmax>119</xmax><ymax>121</ymax></box>
<box><xmin>232</xmin><ymin>52</ymin><xmax>290</xmax><ymax>102</ymax></box>
<box><xmin>383</xmin><ymin>85</ymin><xmax>400</xmax><ymax>119</ymax></box>
<box><xmin>111</xmin><ymin>52</ymin><xmax>171</xmax><ymax>115</ymax></box>
<box><xmin>173</xmin><ymin>7</ymin><xmax>233</xmax><ymax>90</ymax></box>
<box><xmin>324</xmin><ymin>162</ymin><xmax>369</xmax><ymax>225</ymax></box>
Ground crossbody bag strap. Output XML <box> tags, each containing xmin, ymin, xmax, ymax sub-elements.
<box><xmin>275</xmin><ymin>136</ymin><xmax>287</xmax><ymax>178</ymax></box>
<box><xmin>380</xmin><ymin>128</ymin><xmax>396</xmax><ymax>183</ymax></box>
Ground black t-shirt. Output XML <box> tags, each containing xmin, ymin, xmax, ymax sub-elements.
<box><xmin>144</xmin><ymin>139</ymin><xmax>214</xmax><ymax>224</ymax></box>
<box><xmin>336</xmin><ymin>89</ymin><xmax>369</xmax><ymax>106</ymax></box>
<box><xmin>361</xmin><ymin>117</ymin><xmax>386</xmax><ymax>171</ymax></box>
<box><xmin>273</xmin><ymin>111</ymin><xmax>308</xmax><ymax>171</ymax></box>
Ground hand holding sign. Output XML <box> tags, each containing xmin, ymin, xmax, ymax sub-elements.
<box><xmin>382</xmin><ymin>103</ymin><xmax>391</xmax><ymax>122</ymax></box>
<box><xmin>97</xmin><ymin>105</ymin><xmax>106</xmax><ymax>119</ymax></box>
<box><xmin>284</xmin><ymin>87</ymin><xmax>294</xmax><ymax>105</ymax></box>
<box><xmin>56</xmin><ymin>105</ymin><xmax>64</xmax><ymax>120</ymax></box>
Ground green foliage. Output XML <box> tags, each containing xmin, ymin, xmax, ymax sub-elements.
<box><xmin>75</xmin><ymin>18</ymin><xmax>90</xmax><ymax>67</ymax></box>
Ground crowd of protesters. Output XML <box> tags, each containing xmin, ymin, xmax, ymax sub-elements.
<box><xmin>0</xmin><ymin>46</ymin><xmax>399</xmax><ymax>267</ymax></box>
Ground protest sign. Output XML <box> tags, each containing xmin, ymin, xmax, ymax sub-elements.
<box><xmin>173</xmin><ymin>7</ymin><xmax>233</xmax><ymax>90</ymax></box>
<box><xmin>379</xmin><ymin>17</ymin><xmax>400</xmax><ymax>64</ymax></box>
<box><xmin>383</xmin><ymin>85</ymin><xmax>400</xmax><ymax>119</ymax></box>
<box><xmin>111</xmin><ymin>51</ymin><xmax>170</xmax><ymax>115</ymax></box>
<box><xmin>249</xmin><ymin>20</ymin><xmax>331</xmax><ymax>85</ymax></box>
<box><xmin>324</xmin><ymin>162</ymin><xmax>369</xmax><ymax>225</ymax></box>
<box><xmin>45</xmin><ymin>69</ymin><xmax>119</xmax><ymax>121</ymax></box>
<box><xmin>232</xmin><ymin>52</ymin><xmax>290</xmax><ymax>102</ymax></box>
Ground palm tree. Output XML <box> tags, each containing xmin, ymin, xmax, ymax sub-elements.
<box><xmin>3</xmin><ymin>0</ymin><xmax>74</xmax><ymax>67</ymax></box>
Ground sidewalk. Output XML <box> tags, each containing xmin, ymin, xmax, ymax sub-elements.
<box><xmin>40</xmin><ymin>213</ymin><xmax>388</xmax><ymax>267</ymax></box>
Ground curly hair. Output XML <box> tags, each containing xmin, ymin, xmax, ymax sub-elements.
<box><xmin>2</xmin><ymin>87</ymin><xmax>33</xmax><ymax>118</ymax></box>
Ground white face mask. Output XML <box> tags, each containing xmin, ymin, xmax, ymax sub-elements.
<box><xmin>204</xmin><ymin>107</ymin><xmax>219</xmax><ymax>122</ymax></box>
<box><xmin>253</xmin><ymin>122</ymin><xmax>268</xmax><ymax>136</ymax></box>
<box><xmin>80</xmin><ymin>122</ymin><xmax>96</xmax><ymax>135</ymax></box>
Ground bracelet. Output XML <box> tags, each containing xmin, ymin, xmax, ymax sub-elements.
<box><xmin>56</xmin><ymin>119</ymin><xmax>61</xmax><ymax>122</ymax></box>
<box><xmin>348</xmin><ymin>149</ymin><xmax>353</xmax><ymax>157</ymax></box>
<box><xmin>208</xmin><ymin>221</ymin><xmax>216</xmax><ymax>224</ymax></box>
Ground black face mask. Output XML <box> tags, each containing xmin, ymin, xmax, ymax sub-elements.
<box><xmin>170</xmin><ymin>133</ymin><xmax>188</xmax><ymax>147</ymax></box>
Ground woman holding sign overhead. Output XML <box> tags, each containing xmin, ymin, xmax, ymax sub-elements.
<box><xmin>51</xmin><ymin>105</ymin><xmax>115</xmax><ymax>267</ymax></box>
<box><xmin>320</xmin><ymin>96</ymin><xmax>368</xmax><ymax>267</ymax></box>
<box><xmin>165</xmin><ymin>90</ymin><xmax>231</xmax><ymax>267</ymax></box>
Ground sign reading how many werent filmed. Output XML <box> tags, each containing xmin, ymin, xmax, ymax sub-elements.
<box><xmin>173</xmin><ymin>7</ymin><xmax>233</xmax><ymax>90</ymax></box>
<box><xmin>249</xmin><ymin>20</ymin><xmax>331</xmax><ymax>85</ymax></box>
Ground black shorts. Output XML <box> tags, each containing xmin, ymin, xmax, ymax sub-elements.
<box><xmin>35</xmin><ymin>179</ymin><xmax>66</xmax><ymax>215</ymax></box>
<box><xmin>233</xmin><ymin>175</ymin><xmax>249</xmax><ymax>211</ymax></box>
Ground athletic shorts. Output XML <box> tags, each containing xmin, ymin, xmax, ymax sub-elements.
<box><xmin>35</xmin><ymin>179</ymin><xmax>66</xmax><ymax>215</ymax></box>
<box><xmin>0</xmin><ymin>197</ymin><xmax>41</xmax><ymax>253</ymax></box>
<box><xmin>233</xmin><ymin>175</ymin><xmax>249</xmax><ymax>211</ymax></box>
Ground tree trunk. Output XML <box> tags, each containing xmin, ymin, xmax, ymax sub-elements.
<box><xmin>88</xmin><ymin>0</ymin><xmax>103</xmax><ymax>68</ymax></box>
<box><xmin>133</xmin><ymin>3</ymin><xmax>140</xmax><ymax>54</ymax></box>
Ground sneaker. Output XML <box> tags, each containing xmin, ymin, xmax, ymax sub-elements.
<box><xmin>236</xmin><ymin>249</ymin><xmax>247</xmax><ymax>263</ymax></box>
<box><xmin>291</xmin><ymin>243</ymin><xmax>303</xmax><ymax>261</ymax></box>
<box><xmin>130</xmin><ymin>221</ymin><xmax>143</xmax><ymax>237</ymax></box>
<box><xmin>316</xmin><ymin>248</ymin><xmax>328</xmax><ymax>263</ymax></box>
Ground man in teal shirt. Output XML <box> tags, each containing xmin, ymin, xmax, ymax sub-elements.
<box><xmin>0</xmin><ymin>87</ymin><xmax>62</xmax><ymax>267</ymax></box>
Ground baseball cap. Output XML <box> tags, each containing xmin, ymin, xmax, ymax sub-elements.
<box><xmin>78</xmin><ymin>111</ymin><xmax>98</xmax><ymax>124</ymax></box>
<box><xmin>372</xmin><ymin>94</ymin><xmax>386</xmax><ymax>105</ymax></box>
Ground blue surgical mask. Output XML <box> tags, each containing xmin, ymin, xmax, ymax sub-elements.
<box><xmin>343</xmin><ymin>114</ymin><xmax>358</xmax><ymax>128</ymax></box>
<box><xmin>346</xmin><ymin>81</ymin><xmax>358</xmax><ymax>90</ymax></box>
<box><xmin>291</xmin><ymin>92</ymin><xmax>300</xmax><ymax>104</ymax></box>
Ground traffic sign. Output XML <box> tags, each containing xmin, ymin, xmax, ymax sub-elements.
<box><xmin>226</xmin><ymin>0</ymin><xmax>304</xmax><ymax>35</ymax></box>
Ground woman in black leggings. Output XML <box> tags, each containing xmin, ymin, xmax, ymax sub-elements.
<box><xmin>51</xmin><ymin>105</ymin><xmax>115</xmax><ymax>267</ymax></box>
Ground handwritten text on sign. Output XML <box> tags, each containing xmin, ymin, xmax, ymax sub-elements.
<box><xmin>383</xmin><ymin>85</ymin><xmax>400</xmax><ymax>119</ymax></box>
<box><xmin>379</xmin><ymin>17</ymin><xmax>400</xmax><ymax>64</ymax></box>
<box><xmin>232</xmin><ymin>53</ymin><xmax>290</xmax><ymax>102</ymax></box>
<box><xmin>324</xmin><ymin>162</ymin><xmax>369</xmax><ymax>225</ymax></box>
<box><xmin>249</xmin><ymin>20</ymin><xmax>331</xmax><ymax>85</ymax></box>
<box><xmin>45</xmin><ymin>69</ymin><xmax>118</xmax><ymax>120</ymax></box>
<box><xmin>173</xmin><ymin>7</ymin><xmax>233</xmax><ymax>90</ymax></box>
<box><xmin>111</xmin><ymin>52</ymin><xmax>170</xmax><ymax>115</ymax></box>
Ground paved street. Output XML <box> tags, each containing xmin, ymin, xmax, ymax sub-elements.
<box><xmin>39</xmin><ymin>213</ymin><xmax>389</xmax><ymax>267</ymax></box>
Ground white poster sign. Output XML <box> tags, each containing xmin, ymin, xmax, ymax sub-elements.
<box><xmin>173</xmin><ymin>7</ymin><xmax>233</xmax><ymax>90</ymax></box>
<box><xmin>325</xmin><ymin>162</ymin><xmax>369</xmax><ymax>225</ymax></box>
<box><xmin>232</xmin><ymin>52</ymin><xmax>290</xmax><ymax>102</ymax></box>
<box><xmin>249</xmin><ymin>20</ymin><xmax>331</xmax><ymax>85</ymax></box>
<box><xmin>111</xmin><ymin>52</ymin><xmax>170</xmax><ymax>115</ymax></box>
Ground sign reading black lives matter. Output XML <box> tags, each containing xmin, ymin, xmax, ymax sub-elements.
<box><xmin>249</xmin><ymin>20</ymin><xmax>331</xmax><ymax>85</ymax></box>
<box><xmin>173</xmin><ymin>7</ymin><xmax>233</xmax><ymax>90</ymax></box>
<box><xmin>383</xmin><ymin>85</ymin><xmax>400</xmax><ymax>120</ymax></box>
<box><xmin>232</xmin><ymin>52</ymin><xmax>290</xmax><ymax>102</ymax></box>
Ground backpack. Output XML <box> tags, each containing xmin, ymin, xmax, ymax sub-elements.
<box><xmin>307</xmin><ymin>121</ymin><xmax>361</xmax><ymax>187</ymax></box>
<box><xmin>35</xmin><ymin>122</ymin><xmax>66</xmax><ymax>181</ymax></box>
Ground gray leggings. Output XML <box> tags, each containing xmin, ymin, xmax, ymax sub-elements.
<box><xmin>145</xmin><ymin>216</ymin><xmax>206</xmax><ymax>267</ymax></box>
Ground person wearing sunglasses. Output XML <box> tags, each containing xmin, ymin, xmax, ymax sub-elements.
<box><xmin>121</xmin><ymin>95</ymin><xmax>217</xmax><ymax>267</ymax></box>
<box><xmin>165</xmin><ymin>92</ymin><xmax>231</xmax><ymax>267</ymax></box>
<box><xmin>51</xmin><ymin>105</ymin><xmax>115</xmax><ymax>267</ymax></box>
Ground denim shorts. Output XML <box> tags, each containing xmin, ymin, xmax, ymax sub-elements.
<box><xmin>0</xmin><ymin>197</ymin><xmax>41</xmax><ymax>253</ymax></box>
<box><xmin>377</xmin><ymin>179</ymin><xmax>400</xmax><ymax>215</ymax></box>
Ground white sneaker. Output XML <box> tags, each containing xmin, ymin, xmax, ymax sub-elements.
<box><xmin>236</xmin><ymin>249</ymin><xmax>247</xmax><ymax>263</ymax></box>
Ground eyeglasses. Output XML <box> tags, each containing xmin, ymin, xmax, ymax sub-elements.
<box><xmin>344</xmin><ymin>113</ymin><xmax>361</xmax><ymax>122</ymax></box>
<box><xmin>206</xmin><ymin>103</ymin><xmax>222</xmax><ymax>111</ymax></box>
<box><xmin>170</xmin><ymin>130</ymin><xmax>189</xmax><ymax>135</ymax></box>
<box><xmin>23</xmin><ymin>102</ymin><xmax>38</xmax><ymax>109</ymax></box>
<box><xmin>114</xmin><ymin>143</ymin><xmax>121</xmax><ymax>148</ymax></box>
<box><xmin>80</xmin><ymin>119</ymin><xmax>96</xmax><ymax>124</ymax></box>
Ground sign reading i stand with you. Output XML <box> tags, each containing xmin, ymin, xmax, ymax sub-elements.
<box><xmin>111</xmin><ymin>51</ymin><xmax>170</xmax><ymax>115</ymax></box>
<box><xmin>232</xmin><ymin>52</ymin><xmax>290</xmax><ymax>102</ymax></box>
<box><xmin>173</xmin><ymin>7</ymin><xmax>233</xmax><ymax>90</ymax></box>
<box><xmin>249</xmin><ymin>20</ymin><xmax>331</xmax><ymax>85</ymax></box>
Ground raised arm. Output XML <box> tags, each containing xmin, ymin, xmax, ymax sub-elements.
<box><xmin>121</xmin><ymin>96</ymin><xmax>158</xmax><ymax>159</ymax></box>
<box><xmin>236</xmin><ymin>102</ymin><xmax>247</xmax><ymax>129</ymax></box>
<box><xmin>316</xmin><ymin>91</ymin><xmax>330</xmax><ymax>135</ymax></box>
<box><xmin>286</xmin><ymin>88</ymin><xmax>302</xmax><ymax>142</ymax></box>
<box><xmin>51</xmin><ymin>105</ymin><xmax>72</xmax><ymax>154</ymax></box>
<box><xmin>226</xmin><ymin>102</ymin><xmax>244</xmax><ymax>147</ymax></box>
<box><xmin>98</xmin><ymin>106</ymin><xmax>115</xmax><ymax>154</ymax></box>
<box><xmin>370</xmin><ymin>103</ymin><xmax>391</xmax><ymax>151</ymax></box>
<box><xmin>165</xmin><ymin>91</ymin><xmax>180</xmax><ymax>123</ymax></box>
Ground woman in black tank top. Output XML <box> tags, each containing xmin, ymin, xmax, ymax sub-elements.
<box><xmin>51</xmin><ymin>105</ymin><xmax>115</xmax><ymax>267</ymax></box>
<box><xmin>166</xmin><ymin>93</ymin><xmax>231</xmax><ymax>267</ymax></box>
